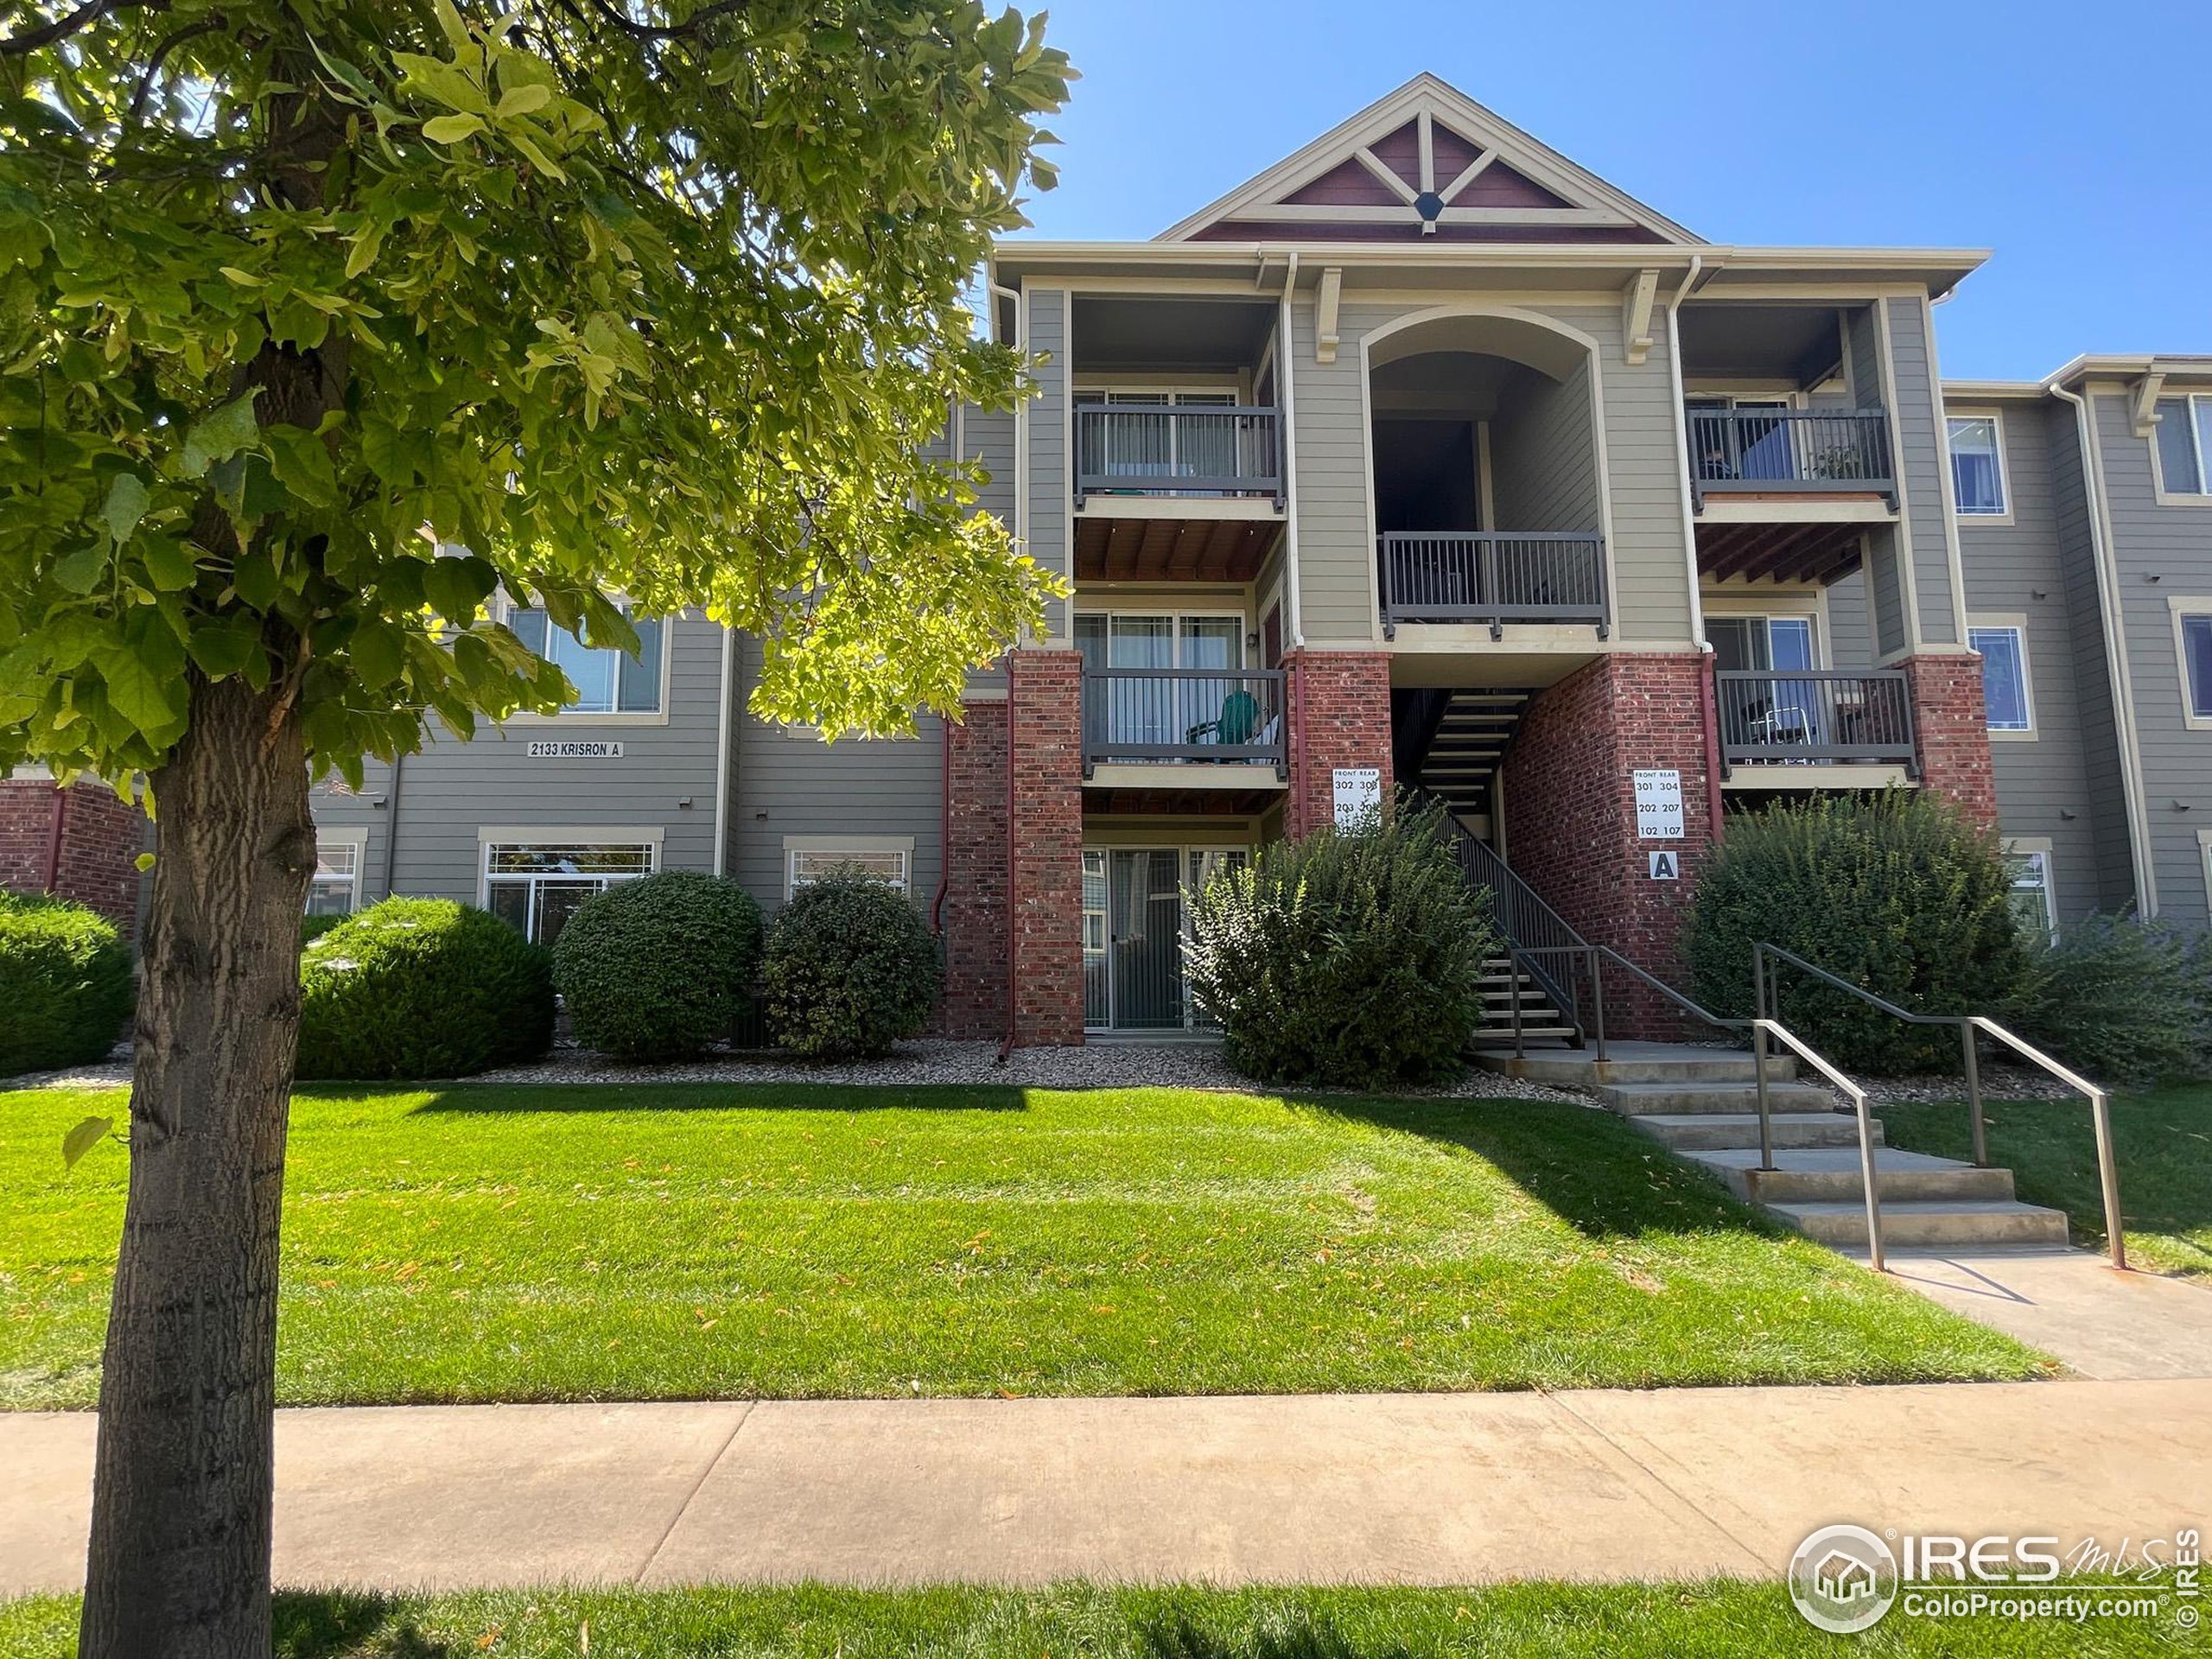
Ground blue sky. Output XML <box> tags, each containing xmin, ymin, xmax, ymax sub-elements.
<box><xmin>1008</xmin><ymin>0</ymin><xmax>2211</xmax><ymax>381</ymax></box>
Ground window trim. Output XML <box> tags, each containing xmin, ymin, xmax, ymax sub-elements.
<box><xmin>493</xmin><ymin>594</ymin><xmax>676</xmax><ymax>728</ymax></box>
<box><xmin>2168</xmin><ymin>596</ymin><xmax>2212</xmax><ymax>731</ymax></box>
<box><xmin>782</xmin><ymin>835</ymin><xmax>914</xmax><ymax>900</ymax></box>
<box><xmin>476</xmin><ymin>826</ymin><xmax>664</xmax><ymax>943</ymax></box>
<box><xmin>2003</xmin><ymin>837</ymin><xmax>2057</xmax><ymax>936</ymax></box>
<box><xmin>1967</xmin><ymin>615</ymin><xmax>2037</xmax><ymax>739</ymax></box>
<box><xmin>1946</xmin><ymin>409</ymin><xmax>2011</xmax><ymax>523</ymax></box>
<box><xmin>2148</xmin><ymin>392</ymin><xmax>2212</xmax><ymax>506</ymax></box>
<box><xmin>307</xmin><ymin>826</ymin><xmax>368</xmax><ymax>916</ymax></box>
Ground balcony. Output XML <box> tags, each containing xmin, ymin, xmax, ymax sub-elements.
<box><xmin>1074</xmin><ymin>404</ymin><xmax>1283</xmax><ymax>509</ymax></box>
<box><xmin>1688</xmin><ymin>408</ymin><xmax>1895</xmax><ymax>510</ymax></box>
<box><xmin>1714</xmin><ymin>670</ymin><xmax>1916</xmax><ymax>781</ymax></box>
<box><xmin>1376</xmin><ymin>532</ymin><xmax>1609</xmax><ymax>639</ymax></box>
<box><xmin>1081</xmin><ymin>669</ymin><xmax>1288</xmax><ymax>782</ymax></box>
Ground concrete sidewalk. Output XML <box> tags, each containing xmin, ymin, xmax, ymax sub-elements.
<box><xmin>7</xmin><ymin>1380</ymin><xmax>2207</xmax><ymax>1593</ymax></box>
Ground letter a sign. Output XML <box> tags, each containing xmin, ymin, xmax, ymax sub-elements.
<box><xmin>1648</xmin><ymin>850</ymin><xmax>1680</xmax><ymax>881</ymax></box>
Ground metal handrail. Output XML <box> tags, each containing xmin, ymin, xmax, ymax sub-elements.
<box><xmin>1686</xmin><ymin>407</ymin><xmax>1895</xmax><ymax>508</ymax></box>
<box><xmin>1073</xmin><ymin>404</ymin><xmax>1282</xmax><ymax>508</ymax></box>
<box><xmin>1713</xmin><ymin>669</ymin><xmax>1917</xmax><ymax>774</ymax></box>
<box><xmin>1081</xmin><ymin>667</ymin><xmax>1288</xmax><ymax>776</ymax></box>
<box><xmin>1376</xmin><ymin>531</ymin><xmax>1609</xmax><ymax>639</ymax></box>
<box><xmin>1751</xmin><ymin>1016</ymin><xmax>1886</xmax><ymax>1272</ymax></box>
<box><xmin>1753</xmin><ymin>942</ymin><xmax>2126</xmax><ymax>1269</ymax></box>
<box><xmin>1413</xmin><ymin>794</ymin><xmax>1585</xmax><ymax>1048</ymax></box>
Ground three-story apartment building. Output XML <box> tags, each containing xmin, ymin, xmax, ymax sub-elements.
<box><xmin>8</xmin><ymin>78</ymin><xmax>2208</xmax><ymax>1046</ymax></box>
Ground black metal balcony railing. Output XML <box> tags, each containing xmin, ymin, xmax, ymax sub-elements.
<box><xmin>1376</xmin><ymin>531</ymin><xmax>1610</xmax><ymax>639</ymax></box>
<box><xmin>1714</xmin><ymin>670</ymin><xmax>1916</xmax><ymax>775</ymax></box>
<box><xmin>1081</xmin><ymin>668</ymin><xmax>1288</xmax><ymax>776</ymax></box>
<box><xmin>1073</xmin><ymin>405</ymin><xmax>1283</xmax><ymax>508</ymax></box>
<box><xmin>1687</xmin><ymin>408</ymin><xmax>1895</xmax><ymax>508</ymax></box>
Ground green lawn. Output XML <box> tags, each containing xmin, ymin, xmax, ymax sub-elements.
<box><xmin>3</xmin><ymin>1583</ymin><xmax>2191</xmax><ymax>1658</ymax></box>
<box><xmin>1881</xmin><ymin>1086</ymin><xmax>2212</xmax><ymax>1280</ymax></box>
<box><xmin>2</xmin><ymin>1081</ymin><xmax>2046</xmax><ymax>1407</ymax></box>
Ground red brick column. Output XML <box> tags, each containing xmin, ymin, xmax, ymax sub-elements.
<box><xmin>1008</xmin><ymin>649</ymin><xmax>1084</xmax><ymax>1046</ymax></box>
<box><xmin>1901</xmin><ymin>652</ymin><xmax>1999</xmax><ymax>830</ymax></box>
<box><xmin>939</xmin><ymin>700</ymin><xmax>1008</xmax><ymax>1039</ymax></box>
<box><xmin>0</xmin><ymin>778</ymin><xmax>143</xmax><ymax>936</ymax></box>
<box><xmin>1498</xmin><ymin>653</ymin><xmax>1715</xmax><ymax>1037</ymax></box>
<box><xmin>1283</xmin><ymin>649</ymin><xmax>1394</xmax><ymax>839</ymax></box>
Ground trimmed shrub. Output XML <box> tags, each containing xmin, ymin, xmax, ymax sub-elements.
<box><xmin>1184</xmin><ymin>804</ymin><xmax>1496</xmax><ymax>1088</ymax></box>
<box><xmin>297</xmin><ymin>897</ymin><xmax>553</xmax><ymax>1080</ymax></box>
<box><xmin>762</xmin><ymin>870</ymin><xmax>940</xmax><ymax>1060</ymax></box>
<box><xmin>0</xmin><ymin>894</ymin><xmax>135</xmax><ymax>1076</ymax></box>
<box><xmin>2014</xmin><ymin>913</ymin><xmax>2208</xmax><ymax>1087</ymax></box>
<box><xmin>553</xmin><ymin>871</ymin><xmax>764</xmax><ymax>1061</ymax></box>
<box><xmin>301</xmin><ymin>911</ymin><xmax>351</xmax><ymax>944</ymax></box>
<box><xmin>1682</xmin><ymin>790</ymin><xmax>2029</xmax><ymax>1072</ymax></box>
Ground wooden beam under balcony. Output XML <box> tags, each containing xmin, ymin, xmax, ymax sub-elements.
<box><xmin>1074</xmin><ymin>514</ymin><xmax>1282</xmax><ymax>584</ymax></box>
<box><xmin>1695</xmin><ymin>519</ymin><xmax>1866</xmax><ymax>588</ymax></box>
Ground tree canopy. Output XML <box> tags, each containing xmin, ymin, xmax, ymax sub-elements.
<box><xmin>0</xmin><ymin>0</ymin><xmax>1072</xmax><ymax>792</ymax></box>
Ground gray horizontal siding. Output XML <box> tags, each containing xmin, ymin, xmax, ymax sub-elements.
<box><xmin>1026</xmin><ymin>288</ymin><xmax>1070</xmax><ymax>639</ymax></box>
<box><xmin>1884</xmin><ymin>296</ymin><xmax>1963</xmax><ymax>649</ymax></box>
<box><xmin>309</xmin><ymin>613</ymin><xmax>728</xmax><ymax>906</ymax></box>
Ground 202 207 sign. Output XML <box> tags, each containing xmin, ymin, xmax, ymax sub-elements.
<box><xmin>1633</xmin><ymin>768</ymin><xmax>1684</xmax><ymax>840</ymax></box>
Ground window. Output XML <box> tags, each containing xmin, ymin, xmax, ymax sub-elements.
<box><xmin>785</xmin><ymin>842</ymin><xmax>911</xmax><ymax>899</ymax></box>
<box><xmin>1708</xmin><ymin>613</ymin><xmax>1816</xmax><ymax>673</ymax></box>
<box><xmin>505</xmin><ymin>604</ymin><xmax>664</xmax><ymax>715</ymax></box>
<box><xmin>1948</xmin><ymin>416</ymin><xmax>2006</xmax><ymax>515</ymax></box>
<box><xmin>482</xmin><ymin>841</ymin><xmax>656</xmax><ymax>943</ymax></box>
<box><xmin>2005</xmin><ymin>845</ymin><xmax>2056</xmax><ymax>936</ymax></box>
<box><xmin>306</xmin><ymin>837</ymin><xmax>363</xmax><ymax>916</ymax></box>
<box><xmin>1968</xmin><ymin>623</ymin><xmax>2033</xmax><ymax>734</ymax></box>
<box><xmin>2153</xmin><ymin>395</ymin><xmax>2212</xmax><ymax>497</ymax></box>
<box><xmin>2177</xmin><ymin>606</ymin><xmax>2212</xmax><ymax>725</ymax></box>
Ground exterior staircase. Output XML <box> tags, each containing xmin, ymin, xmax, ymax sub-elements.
<box><xmin>1478</xmin><ymin>956</ymin><xmax>1577</xmax><ymax>1046</ymax></box>
<box><xmin>1479</xmin><ymin>1043</ymin><xmax>2070</xmax><ymax>1250</ymax></box>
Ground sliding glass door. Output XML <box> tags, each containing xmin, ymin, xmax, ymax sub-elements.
<box><xmin>1082</xmin><ymin>845</ymin><xmax>1251</xmax><ymax>1033</ymax></box>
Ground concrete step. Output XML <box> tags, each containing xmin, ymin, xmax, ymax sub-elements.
<box><xmin>1769</xmin><ymin>1198</ymin><xmax>2070</xmax><ymax>1249</ymax></box>
<box><xmin>1476</xmin><ymin>1044</ymin><xmax>1796</xmax><ymax>1087</ymax></box>
<box><xmin>1597</xmin><ymin>1080</ymin><xmax>1837</xmax><ymax>1116</ymax></box>
<box><xmin>1477</xmin><ymin>1025</ymin><xmax>1579</xmax><ymax>1042</ymax></box>
<box><xmin>1630</xmin><ymin>1112</ymin><xmax>1881</xmax><ymax>1152</ymax></box>
<box><xmin>1681</xmin><ymin>1147</ymin><xmax>2018</xmax><ymax>1205</ymax></box>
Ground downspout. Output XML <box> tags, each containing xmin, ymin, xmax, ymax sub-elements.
<box><xmin>2051</xmin><ymin>380</ymin><xmax>2157</xmax><ymax>915</ymax></box>
<box><xmin>998</xmin><ymin>652</ymin><xmax>1017</xmax><ymax>1060</ymax></box>
<box><xmin>931</xmin><ymin>715</ymin><xmax>951</xmax><ymax>934</ymax></box>
<box><xmin>710</xmin><ymin>622</ymin><xmax>735</xmax><ymax>878</ymax></box>
<box><xmin>1665</xmin><ymin>256</ymin><xmax>1726</xmax><ymax>841</ymax></box>
<box><xmin>41</xmin><ymin>782</ymin><xmax>67</xmax><ymax>893</ymax></box>
<box><xmin>1276</xmin><ymin>251</ymin><xmax>1305</xmax><ymax>649</ymax></box>
<box><xmin>382</xmin><ymin>752</ymin><xmax>404</xmax><ymax>899</ymax></box>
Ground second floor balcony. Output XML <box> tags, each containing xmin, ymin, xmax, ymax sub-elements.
<box><xmin>1074</xmin><ymin>402</ymin><xmax>1284</xmax><ymax>510</ymax></box>
<box><xmin>1687</xmin><ymin>408</ymin><xmax>1896</xmax><ymax>510</ymax></box>
<box><xmin>1081</xmin><ymin>668</ymin><xmax>1288</xmax><ymax>779</ymax></box>
<box><xmin>1376</xmin><ymin>531</ymin><xmax>1610</xmax><ymax>639</ymax></box>
<box><xmin>1714</xmin><ymin>669</ymin><xmax>1916</xmax><ymax>780</ymax></box>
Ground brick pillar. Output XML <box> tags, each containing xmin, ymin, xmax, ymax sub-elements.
<box><xmin>0</xmin><ymin>778</ymin><xmax>143</xmax><ymax>936</ymax></box>
<box><xmin>1498</xmin><ymin>653</ymin><xmax>1715</xmax><ymax>1038</ymax></box>
<box><xmin>939</xmin><ymin>700</ymin><xmax>1008</xmax><ymax>1039</ymax></box>
<box><xmin>1008</xmin><ymin>649</ymin><xmax>1084</xmax><ymax>1046</ymax></box>
<box><xmin>1901</xmin><ymin>653</ymin><xmax>1999</xmax><ymax>830</ymax></box>
<box><xmin>1284</xmin><ymin>649</ymin><xmax>1394</xmax><ymax>839</ymax></box>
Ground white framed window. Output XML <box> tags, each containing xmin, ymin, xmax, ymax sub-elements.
<box><xmin>480</xmin><ymin>835</ymin><xmax>658</xmax><ymax>944</ymax></box>
<box><xmin>2152</xmin><ymin>394</ymin><xmax>2212</xmax><ymax>499</ymax></box>
<box><xmin>2004</xmin><ymin>841</ymin><xmax>2056</xmax><ymax>936</ymax></box>
<box><xmin>1947</xmin><ymin>414</ymin><xmax>2007</xmax><ymax>517</ymax></box>
<box><xmin>1967</xmin><ymin>620</ymin><xmax>2035</xmax><ymax>735</ymax></box>
<box><xmin>307</xmin><ymin>830</ymin><xmax>366</xmax><ymax>916</ymax></box>
<box><xmin>2170</xmin><ymin>598</ymin><xmax>2212</xmax><ymax>730</ymax></box>
<box><xmin>502</xmin><ymin>600</ymin><xmax>666</xmax><ymax>717</ymax></box>
<box><xmin>784</xmin><ymin>836</ymin><xmax>912</xmax><ymax>899</ymax></box>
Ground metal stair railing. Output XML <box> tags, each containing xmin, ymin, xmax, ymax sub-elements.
<box><xmin>1747</xmin><ymin>1014</ymin><xmax>1888</xmax><ymax>1271</ymax></box>
<box><xmin>1753</xmin><ymin>942</ymin><xmax>2125</xmax><ymax>1269</ymax></box>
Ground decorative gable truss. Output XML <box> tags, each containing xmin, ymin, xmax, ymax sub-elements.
<box><xmin>1160</xmin><ymin>74</ymin><xmax>1700</xmax><ymax>248</ymax></box>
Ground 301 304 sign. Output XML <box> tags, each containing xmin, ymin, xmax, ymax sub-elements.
<box><xmin>1633</xmin><ymin>768</ymin><xmax>1683</xmax><ymax>839</ymax></box>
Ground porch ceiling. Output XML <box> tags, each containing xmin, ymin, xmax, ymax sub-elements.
<box><xmin>1695</xmin><ymin>519</ymin><xmax>1865</xmax><ymax>586</ymax></box>
<box><xmin>1074</xmin><ymin>515</ymin><xmax>1281</xmax><ymax>584</ymax></box>
<box><xmin>1083</xmin><ymin>786</ymin><xmax>1281</xmax><ymax>817</ymax></box>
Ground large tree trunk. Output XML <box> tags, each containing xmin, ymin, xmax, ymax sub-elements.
<box><xmin>79</xmin><ymin>676</ymin><xmax>316</xmax><ymax>1659</ymax></box>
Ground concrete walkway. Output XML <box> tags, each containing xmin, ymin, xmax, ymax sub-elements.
<box><xmin>7</xmin><ymin>1380</ymin><xmax>2208</xmax><ymax>1593</ymax></box>
<box><xmin>1876</xmin><ymin>1247</ymin><xmax>2212</xmax><ymax>1379</ymax></box>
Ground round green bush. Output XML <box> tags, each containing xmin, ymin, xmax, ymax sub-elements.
<box><xmin>762</xmin><ymin>870</ymin><xmax>940</xmax><ymax>1060</ymax></box>
<box><xmin>297</xmin><ymin>897</ymin><xmax>554</xmax><ymax>1080</ymax></box>
<box><xmin>2014</xmin><ymin>913</ymin><xmax>2209</xmax><ymax>1087</ymax></box>
<box><xmin>1184</xmin><ymin>804</ymin><xmax>1497</xmax><ymax>1088</ymax></box>
<box><xmin>1682</xmin><ymin>790</ymin><xmax>2029</xmax><ymax>1072</ymax></box>
<box><xmin>552</xmin><ymin>871</ymin><xmax>764</xmax><ymax>1061</ymax></box>
<box><xmin>0</xmin><ymin>894</ymin><xmax>135</xmax><ymax>1076</ymax></box>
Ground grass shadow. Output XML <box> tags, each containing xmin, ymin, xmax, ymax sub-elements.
<box><xmin>273</xmin><ymin>1591</ymin><xmax>448</xmax><ymax>1658</ymax></box>
<box><xmin>1299</xmin><ymin>1090</ymin><xmax>1787</xmax><ymax>1245</ymax></box>
<box><xmin>401</xmin><ymin>1080</ymin><xmax>1032</xmax><ymax>1116</ymax></box>
<box><xmin>1140</xmin><ymin>1612</ymin><xmax>1414</xmax><ymax>1659</ymax></box>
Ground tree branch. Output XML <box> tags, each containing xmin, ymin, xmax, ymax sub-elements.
<box><xmin>0</xmin><ymin>0</ymin><xmax>153</xmax><ymax>56</ymax></box>
<box><xmin>585</xmin><ymin>0</ymin><xmax>748</xmax><ymax>41</ymax></box>
<box><xmin>127</xmin><ymin>15</ymin><xmax>220</xmax><ymax>121</ymax></box>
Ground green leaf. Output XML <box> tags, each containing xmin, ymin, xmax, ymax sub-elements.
<box><xmin>181</xmin><ymin>393</ymin><xmax>261</xmax><ymax>477</ymax></box>
<box><xmin>52</xmin><ymin>542</ymin><xmax>109</xmax><ymax>594</ymax></box>
<box><xmin>134</xmin><ymin>852</ymin><xmax>156</xmax><ymax>872</ymax></box>
<box><xmin>495</xmin><ymin>84</ymin><xmax>553</xmax><ymax>118</ymax></box>
<box><xmin>102</xmin><ymin>474</ymin><xmax>151</xmax><ymax>544</ymax></box>
<box><xmin>421</xmin><ymin>113</ymin><xmax>486</xmax><ymax>145</ymax></box>
<box><xmin>423</xmin><ymin>554</ymin><xmax>497</xmax><ymax>622</ymax></box>
<box><xmin>232</xmin><ymin>550</ymin><xmax>280</xmax><ymax>609</ymax></box>
<box><xmin>62</xmin><ymin>1116</ymin><xmax>114</xmax><ymax>1169</ymax></box>
<box><xmin>138</xmin><ymin>537</ymin><xmax>199</xmax><ymax>592</ymax></box>
<box><xmin>264</xmin><ymin>425</ymin><xmax>337</xmax><ymax>508</ymax></box>
<box><xmin>350</xmin><ymin>621</ymin><xmax>404</xmax><ymax>690</ymax></box>
<box><xmin>93</xmin><ymin>636</ymin><xmax>182</xmax><ymax>734</ymax></box>
<box><xmin>186</xmin><ymin>614</ymin><xmax>264</xmax><ymax>678</ymax></box>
